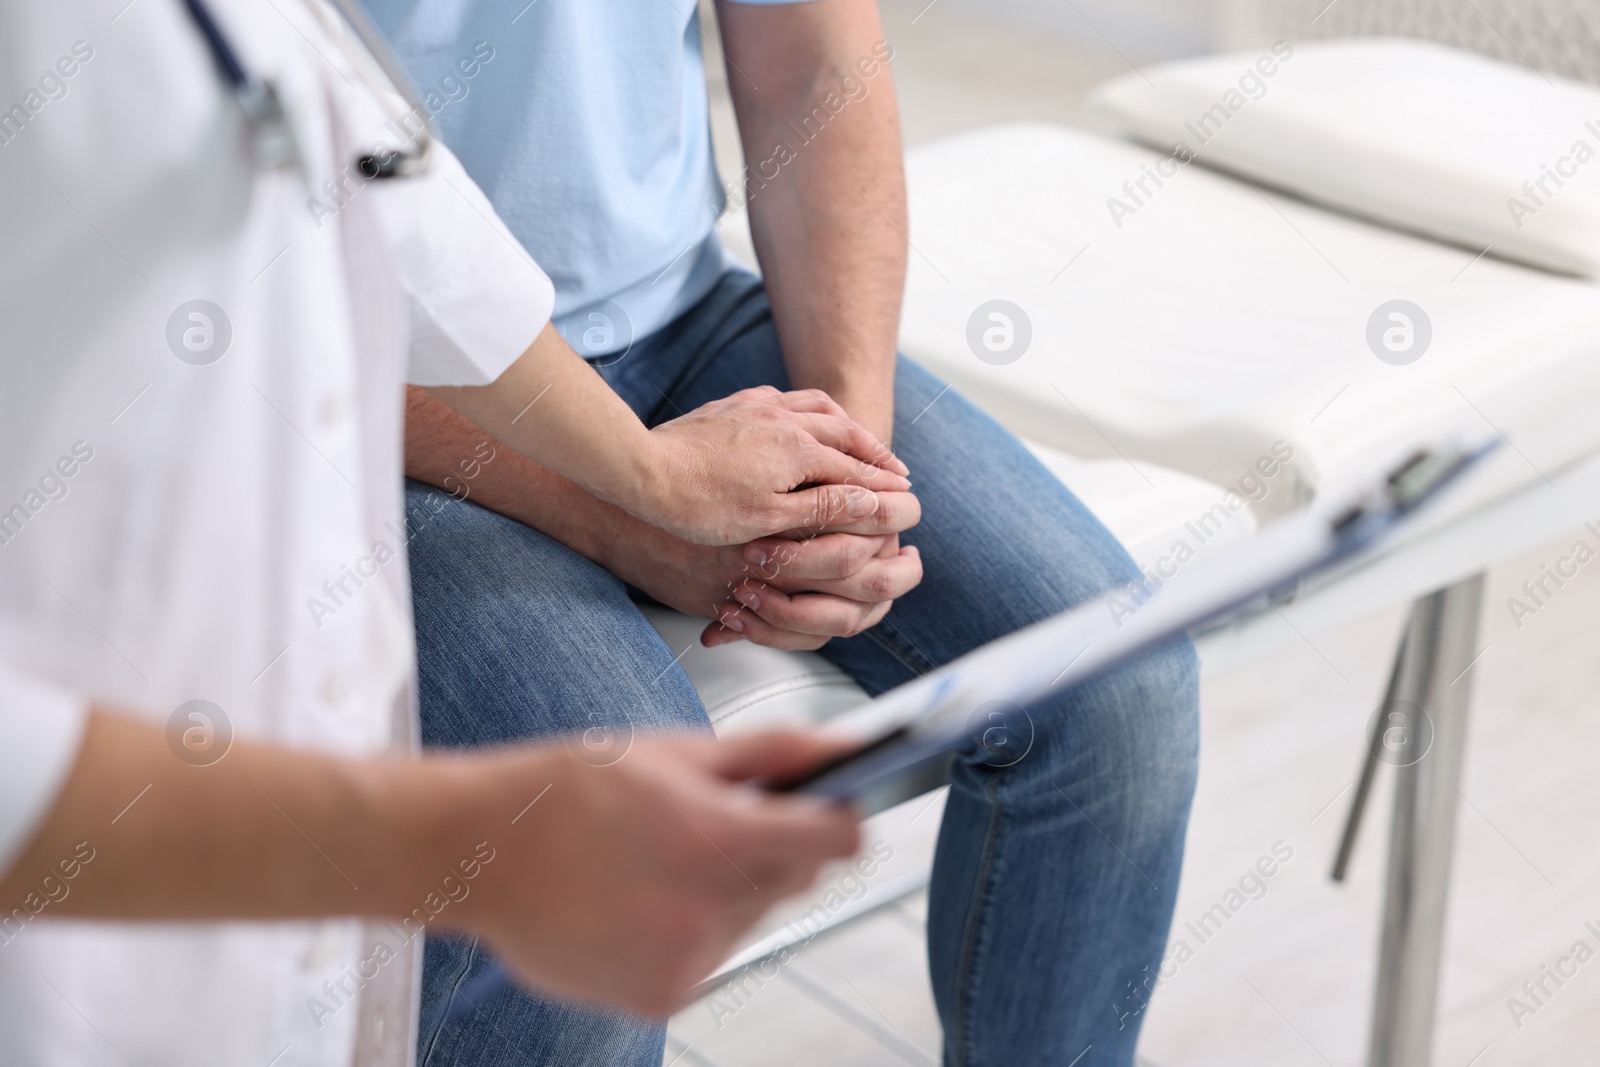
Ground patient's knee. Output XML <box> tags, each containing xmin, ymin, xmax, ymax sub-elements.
<box><xmin>1082</xmin><ymin>636</ymin><xmax>1200</xmax><ymax>812</ymax></box>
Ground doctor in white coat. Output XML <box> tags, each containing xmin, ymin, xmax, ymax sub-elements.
<box><xmin>0</xmin><ymin>2</ymin><xmax>907</xmax><ymax>1063</ymax></box>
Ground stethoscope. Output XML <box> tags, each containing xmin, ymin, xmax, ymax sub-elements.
<box><xmin>179</xmin><ymin>0</ymin><xmax>434</xmax><ymax>179</ymax></box>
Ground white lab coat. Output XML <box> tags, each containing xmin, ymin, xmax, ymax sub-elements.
<box><xmin>0</xmin><ymin>1</ymin><xmax>552</xmax><ymax>1064</ymax></box>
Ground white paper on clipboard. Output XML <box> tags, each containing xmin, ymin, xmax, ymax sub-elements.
<box><xmin>779</xmin><ymin>444</ymin><xmax>1491</xmax><ymax>808</ymax></box>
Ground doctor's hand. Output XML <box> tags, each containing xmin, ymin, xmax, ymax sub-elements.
<box><xmin>632</xmin><ymin>386</ymin><xmax>911</xmax><ymax>545</ymax></box>
<box><xmin>2</xmin><ymin>712</ymin><xmax>855</xmax><ymax>1022</ymax></box>
<box><xmin>430</xmin><ymin>327</ymin><xmax>906</xmax><ymax>548</ymax></box>
<box><xmin>461</xmin><ymin>730</ymin><xmax>860</xmax><ymax>1016</ymax></box>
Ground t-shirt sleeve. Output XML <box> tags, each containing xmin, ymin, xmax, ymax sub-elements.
<box><xmin>0</xmin><ymin>663</ymin><xmax>88</xmax><ymax>876</ymax></box>
<box><xmin>374</xmin><ymin>142</ymin><xmax>556</xmax><ymax>388</ymax></box>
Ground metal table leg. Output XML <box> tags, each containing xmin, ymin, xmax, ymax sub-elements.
<box><xmin>1331</xmin><ymin>613</ymin><xmax>1410</xmax><ymax>883</ymax></box>
<box><xmin>1367</xmin><ymin>574</ymin><xmax>1485</xmax><ymax>1067</ymax></box>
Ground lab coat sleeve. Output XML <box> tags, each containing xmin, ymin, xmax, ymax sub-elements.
<box><xmin>377</xmin><ymin>143</ymin><xmax>556</xmax><ymax>388</ymax></box>
<box><xmin>0</xmin><ymin>662</ymin><xmax>88</xmax><ymax>876</ymax></box>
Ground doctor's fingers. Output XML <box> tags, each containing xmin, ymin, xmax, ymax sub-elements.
<box><xmin>762</xmin><ymin>391</ymin><xmax>910</xmax><ymax>476</ymax></box>
<box><xmin>656</xmin><ymin>801</ymin><xmax>855</xmax><ymax>889</ymax></box>
<box><xmin>789</xmin><ymin>414</ymin><xmax>910</xmax><ymax>485</ymax></box>
<box><xmin>696</xmin><ymin>727</ymin><xmax>864</xmax><ymax>785</ymax></box>
<box><xmin>689</xmin><ymin>801</ymin><xmax>860</xmax><ymax>896</ymax></box>
<box><xmin>654</xmin><ymin>768</ymin><xmax>858</xmax><ymax>889</ymax></box>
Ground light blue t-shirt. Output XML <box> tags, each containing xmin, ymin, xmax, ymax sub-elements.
<box><xmin>362</xmin><ymin>0</ymin><xmax>792</xmax><ymax>356</ymax></box>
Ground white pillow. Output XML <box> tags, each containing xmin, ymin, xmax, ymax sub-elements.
<box><xmin>1089</xmin><ymin>38</ymin><xmax>1600</xmax><ymax>278</ymax></box>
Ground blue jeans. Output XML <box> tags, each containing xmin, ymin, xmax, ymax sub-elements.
<box><xmin>409</xmin><ymin>269</ymin><xmax>1199</xmax><ymax>1066</ymax></box>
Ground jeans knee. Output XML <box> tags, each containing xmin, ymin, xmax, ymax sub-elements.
<box><xmin>1141</xmin><ymin>635</ymin><xmax>1201</xmax><ymax>751</ymax></box>
<box><xmin>400</xmin><ymin>481</ymin><xmax>709</xmax><ymax>747</ymax></box>
<box><xmin>1047</xmin><ymin>634</ymin><xmax>1199</xmax><ymax>840</ymax></box>
<box><xmin>1122</xmin><ymin>636</ymin><xmax>1200</xmax><ymax>817</ymax></box>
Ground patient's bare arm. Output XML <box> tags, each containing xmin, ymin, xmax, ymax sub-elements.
<box><xmin>718</xmin><ymin>0</ymin><xmax>906</xmax><ymax>446</ymax></box>
<box><xmin>0</xmin><ymin>710</ymin><xmax>858</xmax><ymax>1016</ymax></box>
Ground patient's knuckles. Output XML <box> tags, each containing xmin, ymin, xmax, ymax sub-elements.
<box><xmin>787</xmin><ymin>388</ymin><xmax>835</xmax><ymax>412</ymax></box>
<box><xmin>825</xmin><ymin>535</ymin><xmax>876</xmax><ymax>575</ymax></box>
<box><xmin>783</xmin><ymin>592</ymin><xmax>852</xmax><ymax>632</ymax></box>
<box><xmin>767</xmin><ymin>541</ymin><xmax>802</xmax><ymax>572</ymax></box>
<box><xmin>745</xmin><ymin>499</ymin><xmax>786</xmax><ymax>538</ymax></box>
<box><xmin>783</xmin><ymin>597</ymin><xmax>840</xmax><ymax>634</ymax></box>
<box><xmin>812</xmin><ymin>602</ymin><xmax>867</xmax><ymax>638</ymax></box>
<box><xmin>840</xmin><ymin>601</ymin><xmax>892</xmax><ymax>637</ymax></box>
<box><xmin>856</xmin><ymin>567</ymin><xmax>899</xmax><ymax>602</ymax></box>
<box><xmin>747</xmin><ymin>403</ymin><xmax>786</xmax><ymax>427</ymax></box>
<box><xmin>731</xmin><ymin>385</ymin><xmax>780</xmax><ymax>404</ymax></box>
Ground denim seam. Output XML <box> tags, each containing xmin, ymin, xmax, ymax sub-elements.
<box><xmin>860</xmin><ymin>619</ymin><xmax>936</xmax><ymax>678</ymax></box>
<box><xmin>420</xmin><ymin>937</ymin><xmax>481</xmax><ymax>1066</ymax></box>
<box><xmin>950</xmin><ymin>774</ymin><xmax>1006</xmax><ymax>1067</ymax></box>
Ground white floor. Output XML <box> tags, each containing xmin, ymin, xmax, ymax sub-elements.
<box><xmin>673</xmin><ymin>5</ymin><xmax>1600</xmax><ymax>1064</ymax></box>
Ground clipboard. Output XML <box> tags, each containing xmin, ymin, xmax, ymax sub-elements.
<box><xmin>765</xmin><ymin>442</ymin><xmax>1493</xmax><ymax>809</ymax></box>
<box><xmin>433</xmin><ymin>442</ymin><xmax>1491</xmax><ymax>1029</ymax></box>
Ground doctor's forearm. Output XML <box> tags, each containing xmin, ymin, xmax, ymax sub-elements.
<box><xmin>0</xmin><ymin>710</ymin><xmax>494</xmax><ymax>924</ymax></box>
<box><xmin>427</xmin><ymin>323</ymin><xmax>909</xmax><ymax>548</ymax></box>
<box><xmin>425</xmin><ymin>322</ymin><xmax>658</xmax><ymax>516</ymax></box>
<box><xmin>405</xmin><ymin>384</ymin><xmax>653</xmax><ymax>568</ymax></box>
<box><xmin>0</xmin><ymin>710</ymin><xmax>862</xmax><ymax>1016</ymax></box>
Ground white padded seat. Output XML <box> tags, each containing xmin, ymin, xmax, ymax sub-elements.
<box><xmin>639</xmin><ymin>604</ymin><xmax>865</xmax><ymax>735</ymax></box>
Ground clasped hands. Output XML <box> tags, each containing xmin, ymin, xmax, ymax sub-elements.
<box><xmin>430</xmin><ymin>324</ymin><xmax>925</xmax><ymax>650</ymax></box>
<box><xmin>607</xmin><ymin>385</ymin><xmax>923</xmax><ymax>650</ymax></box>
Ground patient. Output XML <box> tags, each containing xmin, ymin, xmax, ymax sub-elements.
<box><xmin>365</xmin><ymin>0</ymin><xmax>1200</xmax><ymax>1062</ymax></box>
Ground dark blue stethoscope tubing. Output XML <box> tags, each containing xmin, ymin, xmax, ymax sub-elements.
<box><xmin>178</xmin><ymin>0</ymin><xmax>253</xmax><ymax>92</ymax></box>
